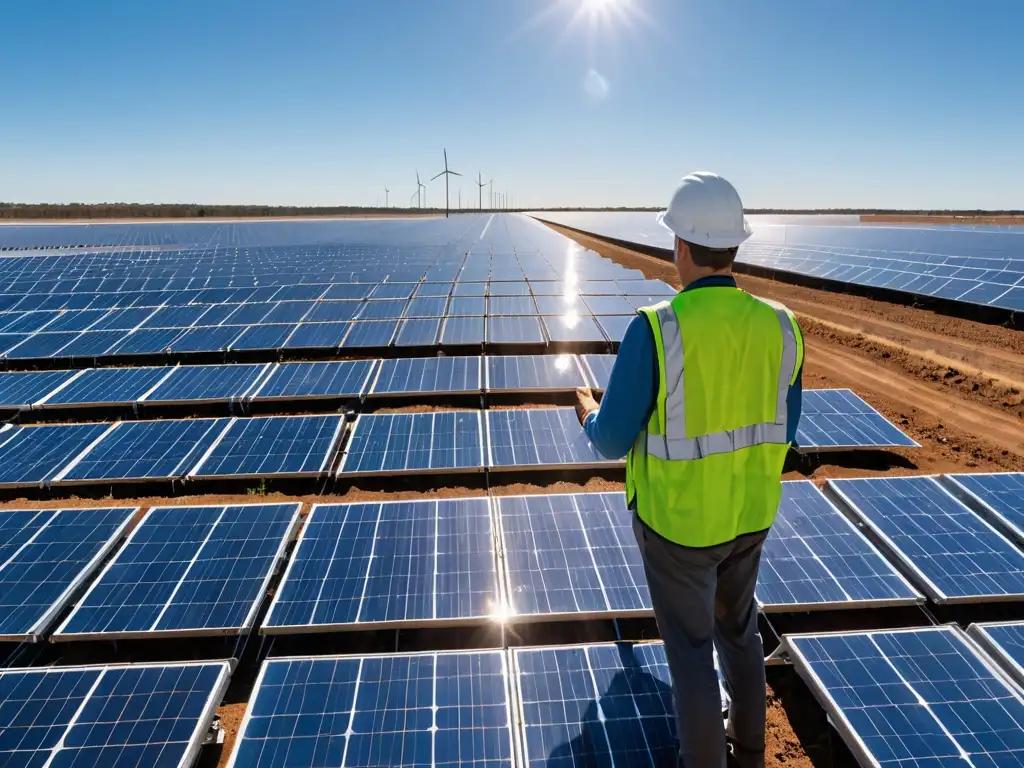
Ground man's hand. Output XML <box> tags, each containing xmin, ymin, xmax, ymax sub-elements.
<box><xmin>575</xmin><ymin>387</ymin><xmax>599</xmax><ymax>427</ymax></box>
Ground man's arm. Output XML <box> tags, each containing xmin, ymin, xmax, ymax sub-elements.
<box><xmin>786</xmin><ymin>365</ymin><xmax>803</xmax><ymax>447</ymax></box>
<box><xmin>577</xmin><ymin>315</ymin><xmax>658</xmax><ymax>460</ymax></box>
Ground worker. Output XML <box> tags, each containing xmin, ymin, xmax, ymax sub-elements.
<box><xmin>575</xmin><ymin>172</ymin><xmax>803</xmax><ymax>768</ymax></box>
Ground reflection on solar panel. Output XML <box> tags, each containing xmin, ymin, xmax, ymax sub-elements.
<box><xmin>487</xmin><ymin>315</ymin><xmax>546</xmax><ymax>345</ymax></box>
<box><xmin>486</xmin><ymin>407</ymin><xmax>621</xmax><ymax>469</ymax></box>
<box><xmin>595</xmin><ymin>315</ymin><xmax>632</xmax><ymax>343</ymax></box>
<box><xmin>945</xmin><ymin>472</ymin><xmax>1024</xmax><ymax>546</ymax></box>
<box><xmin>54</xmin><ymin>418</ymin><xmax>229</xmax><ymax>484</ymax></box>
<box><xmin>36</xmin><ymin>366</ymin><xmax>172</xmax><ymax>408</ymax></box>
<box><xmin>542</xmin><ymin>313</ymin><xmax>608</xmax><ymax>343</ymax></box>
<box><xmin>485</xmin><ymin>354</ymin><xmax>586</xmax><ymax>392</ymax></box>
<box><xmin>581</xmin><ymin>353</ymin><xmax>616</xmax><ymax>390</ymax></box>
<box><xmin>514</xmin><ymin>642</ymin><xmax>727</xmax><ymax>768</ymax></box>
<box><xmin>785</xmin><ymin>626</ymin><xmax>1024</xmax><ymax>768</ymax></box>
<box><xmin>339</xmin><ymin>411</ymin><xmax>484</xmax><ymax>475</ymax></box>
<box><xmin>496</xmin><ymin>493</ymin><xmax>648</xmax><ymax>620</ymax></box>
<box><xmin>369</xmin><ymin>356</ymin><xmax>481</xmax><ymax>396</ymax></box>
<box><xmin>967</xmin><ymin>621</ymin><xmax>1024</xmax><ymax>687</ymax></box>
<box><xmin>54</xmin><ymin>504</ymin><xmax>299</xmax><ymax>640</ymax></box>
<box><xmin>142</xmin><ymin>363</ymin><xmax>270</xmax><ymax>404</ymax></box>
<box><xmin>189</xmin><ymin>415</ymin><xmax>344</xmax><ymax>479</ymax></box>
<box><xmin>797</xmin><ymin>389</ymin><xmax>919</xmax><ymax>450</ymax></box>
<box><xmin>0</xmin><ymin>661</ymin><xmax>230</xmax><ymax>768</ymax></box>
<box><xmin>441</xmin><ymin>315</ymin><xmax>486</xmax><ymax>345</ymax></box>
<box><xmin>758</xmin><ymin>481</ymin><xmax>922</xmax><ymax>611</ymax></box>
<box><xmin>0</xmin><ymin>423</ymin><xmax>114</xmax><ymax>487</ymax></box>
<box><xmin>250</xmin><ymin>360</ymin><xmax>377</xmax><ymax>401</ymax></box>
<box><xmin>0</xmin><ymin>370</ymin><xmax>77</xmax><ymax>408</ymax></box>
<box><xmin>829</xmin><ymin>476</ymin><xmax>1024</xmax><ymax>603</ymax></box>
<box><xmin>264</xmin><ymin>498</ymin><xmax>498</xmax><ymax>633</ymax></box>
<box><xmin>283</xmin><ymin>321</ymin><xmax>351</xmax><ymax>349</ymax></box>
<box><xmin>0</xmin><ymin>508</ymin><xmax>135</xmax><ymax>641</ymax></box>
<box><xmin>227</xmin><ymin>650</ymin><xmax>515</xmax><ymax>768</ymax></box>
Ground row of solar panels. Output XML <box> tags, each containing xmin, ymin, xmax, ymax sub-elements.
<box><xmin>531</xmin><ymin>211</ymin><xmax>1024</xmax><ymax>311</ymax></box>
<box><xmin>0</xmin><ymin>355</ymin><xmax>615</xmax><ymax>412</ymax></box>
<box><xmin>4</xmin><ymin>623</ymin><xmax>1024</xmax><ymax>768</ymax></box>
<box><xmin>5</xmin><ymin>473</ymin><xmax>1024</xmax><ymax>644</ymax></box>
<box><xmin>0</xmin><ymin>394</ymin><xmax>917</xmax><ymax>488</ymax></box>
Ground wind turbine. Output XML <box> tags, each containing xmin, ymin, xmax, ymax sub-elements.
<box><xmin>431</xmin><ymin>149</ymin><xmax>462</xmax><ymax>218</ymax></box>
<box><xmin>384</xmin><ymin>185</ymin><xmax>389</xmax><ymax>208</ymax></box>
<box><xmin>415</xmin><ymin>170</ymin><xmax>427</xmax><ymax>208</ymax></box>
<box><xmin>476</xmin><ymin>171</ymin><xmax>486</xmax><ymax>210</ymax></box>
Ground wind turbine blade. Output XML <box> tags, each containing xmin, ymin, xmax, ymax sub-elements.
<box><xmin>430</xmin><ymin>171</ymin><xmax>445</xmax><ymax>181</ymax></box>
<box><xmin>450</xmin><ymin>171</ymin><xmax>463</xmax><ymax>177</ymax></box>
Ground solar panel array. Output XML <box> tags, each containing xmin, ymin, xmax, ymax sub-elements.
<box><xmin>786</xmin><ymin>626</ymin><xmax>1024</xmax><ymax>768</ymax></box>
<box><xmin>968</xmin><ymin>621</ymin><xmax>1024</xmax><ymax>687</ymax></box>
<box><xmin>797</xmin><ymin>389</ymin><xmax>919</xmax><ymax>451</ymax></box>
<box><xmin>944</xmin><ymin>471</ymin><xmax>1024</xmax><ymax>546</ymax></box>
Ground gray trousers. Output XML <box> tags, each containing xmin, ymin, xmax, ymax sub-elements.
<box><xmin>633</xmin><ymin>515</ymin><xmax>768</xmax><ymax>768</ymax></box>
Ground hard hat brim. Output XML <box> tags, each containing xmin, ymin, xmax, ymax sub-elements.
<box><xmin>657</xmin><ymin>210</ymin><xmax>753</xmax><ymax>249</ymax></box>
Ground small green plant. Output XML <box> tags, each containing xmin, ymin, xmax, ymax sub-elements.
<box><xmin>247</xmin><ymin>479</ymin><xmax>268</xmax><ymax>497</ymax></box>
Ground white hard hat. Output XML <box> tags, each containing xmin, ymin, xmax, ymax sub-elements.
<box><xmin>657</xmin><ymin>171</ymin><xmax>752</xmax><ymax>249</ymax></box>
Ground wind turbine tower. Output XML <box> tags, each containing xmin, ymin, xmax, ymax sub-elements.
<box><xmin>384</xmin><ymin>185</ymin><xmax>389</xmax><ymax>208</ymax></box>
<box><xmin>431</xmin><ymin>149</ymin><xmax>462</xmax><ymax>218</ymax></box>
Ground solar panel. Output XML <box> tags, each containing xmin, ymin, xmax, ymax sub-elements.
<box><xmin>758</xmin><ymin>481</ymin><xmax>922</xmax><ymax>611</ymax></box>
<box><xmin>141</xmin><ymin>363</ymin><xmax>271</xmax><ymax>404</ymax></box>
<box><xmin>447</xmin><ymin>296</ymin><xmax>486</xmax><ymax>316</ymax></box>
<box><xmin>486</xmin><ymin>407</ymin><xmax>622</xmax><ymax>470</ymax></box>
<box><xmin>283</xmin><ymin>321</ymin><xmax>351</xmax><ymax>350</ymax></box>
<box><xmin>54</xmin><ymin>503</ymin><xmax>299</xmax><ymax>640</ymax></box>
<box><xmin>394</xmin><ymin>317</ymin><xmax>442</xmax><ymax>346</ymax></box>
<box><xmin>829</xmin><ymin>476</ymin><xmax>1024</xmax><ymax>603</ymax></box>
<box><xmin>250</xmin><ymin>360</ymin><xmax>377</xmax><ymax>401</ymax></box>
<box><xmin>944</xmin><ymin>472</ymin><xmax>1024</xmax><ymax>546</ymax></box>
<box><xmin>595</xmin><ymin>314</ymin><xmax>632</xmax><ymax>343</ymax></box>
<box><xmin>582</xmin><ymin>295</ymin><xmax>636</xmax><ymax>315</ymax></box>
<box><xmin>543</xmin><ymin>313</ymin><xmax>608</xmax><ymax>343</ymax></box>
<box><xmin>0</xmin><ymin>660</ymin><xmax>230</xmax><ymax>768</ymax></box>
<box><xmin>514</xmin><ymin>642</ymin><xmax>727</xmax><ymax>768</ymax></box>
<box><xmin>797</xmin><ymin>389</ymin><xmax>920</xmax><ymax>451</ymax></box>
<box><xmin>488</xmin><ymin>296</ymin><xmax>537</xmax><ymax>315</ymax></box>
<box><xmin>53</xmin><ymin>418</ymin><xmax>230</xmax><ymax>484</ymax></box>
<box><xmin>581</xmin><ymin>353</ymin><xmax>616</xmax><ymax>390</ymax></box>
<box><xmin>189</xmin><ymin>415</ymin><xmax>344</xmax><ymax>479</ymax></box>
<box><xmin>967</xmin><ymin>621</ymin><xmax>1024</xmax><ymax>687</ymax></box>
<box><xmin>441</xmin><ymin>316</ymin><xmax>486</xmax><ymax>345</ymax></box>
<box><xmin>784</xmin><ymin>626</ymin><xmax>1024</xmax><ymax>768</ymax></box>
<box><xmin>263</xmin><ymin>498</ymin><xmax>499</xmax><ymax>633</ymax></box>
<box><xmin>339</xmin><ymin>411</ymin><xmax>485</xmax><ymax>475</ymax></box>
<box><xmin>230</xmin><ymin>323</ymin><xmax>298</xmax><ymax>351</ymax></box>
<box><xmin>485</xmin><ymin>354</ymin><xmax>587</xmax><ymax>392</ymax></box>
<box><xmin>369</xmin><ymin>356</ymin><xmax>482</xmax><ymax>397</ymax></box>
<box><xmin>0</xmin><ymin>370</ymin><xmax>77</xmax><ymax>409</ymax></box>
<box><xmin>496</xmin><ymin>492</ymin><xmax>649</xmax><ymax>620</ymax></box>
<box><xmin>487</xmin><ymin>315</ymin><xmax>546</xmax><ymax>345</ymax></box>
<box><xmin>0</xmin><ymin>423</ymin><xmax>114</xmax><ymax>487</ymax></box>
<box><xmin>35</xmin><ymin>366</ymin><xmax>173</xmax><ymax>408</ymax></box>
<box><xmin>0</xmin><ymin>507</ymin><xmax>135</xmax><ymax>641</ymax></box>
<box><xmin>227</xmin><ymin>650</ymin><xmax>515</xmax><ymax>768</ymax></box>
<box><xmin>341</xmin><ymin>320</ymin><xmax>398</xmax><ymax>348</ymax></box>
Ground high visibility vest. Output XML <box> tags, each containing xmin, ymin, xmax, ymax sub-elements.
<box><xmin>625</xmin><ymin>286</ymin><xmax>804</xmax><ymax>548</ymax></box>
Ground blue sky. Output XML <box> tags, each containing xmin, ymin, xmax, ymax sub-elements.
<box><xmin>1</xmin><ymin>0</ymin><xmax>1021</xmax><ymax>209</ymax></box>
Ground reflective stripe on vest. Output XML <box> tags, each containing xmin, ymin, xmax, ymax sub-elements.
<box><xmin>646</xmin><ymin>297</ymin><xmax>800</xmax><ymax>461</ymax></box>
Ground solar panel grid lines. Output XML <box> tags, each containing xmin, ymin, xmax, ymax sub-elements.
<box><xmin>248</xmin><ymin>359</ymin><xmax>378</xmax><ymax>401</ymax></box>
<box><xmin>783</xmin><ymin>625</ymin><xmax>1024</xmax><ymax>768</ymax></box>
<box><xmin>0</xmin><ymin>421</ymin><xmax>117</xmax><ymax>488</ymax></box>
<box><xmin>0</xmin><ymin>659</ymin><xmax>232</xmax><ymax>768</ymax></box>
<box><xmin>484</xmin><ymin>354</ymin><xmax>588</xmax><ymax>393</ymax></box>
<box><xmin>580</xmin><ymin>353</ymin><xmax>615</xmax><ymax>391</ymax></box>
<box><xmin>942</xmin><ymin>472</ymin><xmax>1024</xmax><ymax>547</ymax></box>
<box><xmin>827</xmin><ymin>475</ymin><xmax>1024</xmax><ymax>604</ymax></box>
<box><xmin>262</xmin><ymin>497</ymin><xmax>501</xmax><ymax>634</ymax></box>
<box><xmin>485</xmin><ymin>407</ymin><xmax>622</xmax><ymax>471</ymax></box>
<box><xmin>225</xmin><ymin>649</ymin><xmax>517</xmax><ymax>768</ymax></box>
<box><xmin>53</xmin><ymin>503</ymin><xmax>300</xmax><ymax>641</ymax></box>
<box><xmin>368</xmin><ymin>355</ymin><xmax>483</xmax><ymax>397</ymax></box>
<box><xmin>758</xmin><ymin>481</ymin><xmax>923</xmax><ymax>612</ymax></box>
<box><xmin>138</xmin><ymin>362</ymin><xmax>274</xmax><ymax>405</ymax></box>
<box><xmin>0</xmin><ymin>507</ymin><xmax>137</xmax><ymax>642</ymax></box>
<box><xmin>0</xmin><ymin>369</ymin><xmax>80</xmax><ymax>409</ymax></box>
<box><xmin>967</xmin><ymin>621</ymin><xmax>1024</xmax><ymax>689</ymax></box>
<box><xmin>797</xmin><ymin>389</ymin><xmax>920</xmax><ymax>451</ymax></box>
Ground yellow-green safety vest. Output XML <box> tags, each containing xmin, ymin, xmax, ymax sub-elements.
<box><xmin>625</xmin><ymin>286</ymin><xmax>804</xmax><ymax>548</ymax></box>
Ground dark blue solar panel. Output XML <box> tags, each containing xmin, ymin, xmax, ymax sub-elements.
<box><xmin>406</xmin><ymin>296</ymin><xmax>448</xmax><ymax>317</ymax></box>
<box><xmin>485</xmin><ymin>354</ymin><xmax>586</xmax><ymax>392</ymax></box>
<box><xmin>230</xmin><ymin>323</ymin><xmax>298</xmax><ymax>351</ymax></box>
<box><xmin>581</xmin><ymin>353</ymin><xmax>615</xmax><ymax>390</ymax></box>
<box><xmin>252</xmin><ymin>360</ymin><xmax>376</xmax><ymax>400</ymax></box>
<box><xmin>356</xmin><ymin>299</ymin><xmax>407</xmax><ymax>321</ymax></box>
<box><xmin>497</xmin><ymin>493</ymin><xmax>648</xmax><ymax>619</ymax></box>
<box><xmin>787</xmin><ymin>627</ymin><xmax>1024</xmax><ymax>768</ymax></box>
<box><xmin>341</xmin><ymin>320</ymin><xmax>398</xmax><ymax>348</ymax></box>
<box><xmin>228</xmin><ymin>650</ymin><xmax>514</xmax><ymax>768</ymax></box>
<box><xmin>323</xmin><ymin>283</ymin><xmax>374</xmax><ymax>300</ymax></box>
<box><xmin>56</xmin><ymin>329</ymin><xmax>126</xmax><ymax>357</ymax></box>
<box><xmin>370</xmin><ymin>356</ymin><xmax>481</xmax><ymax>396</ymax></box>
<box><xmin>946</xmin><ymin>472</ymin><xmax>1024</xmax><ymax>545</ymax></box>
<box><xmin>55</xmin><ymin>504</ymin><xmax>298</xmax><ymax>639</ymax></box>
<box><xmin>514</xmin><ymin>642</ymin><xmax>727</xmax><ymax>768</ymax></box>
<box><xmin>394</xmin><ymin>317</ymin><xmax>442</xmax><ymax>346</ymax></box>
<box><xmin>5</xmin><ymin>331</ymin><xmax>79</xmax><ymax>359</ymax></box>
<box><xmin>486</xmin><ymin>407</ymin><xmax>620</xmax><ymax>469</ymax></box>
<box><xmin>369</xmin><ymin>282</ymin><xmax>417</xmax><ymax>300</ymax></box>
<box><xmin>264</xmin><ymin>498</ymin><xmax>497</xmax><ymax>632</ymax></box>
<box><xmin>339</xmin><ymin>411</ymin><xmax>484</xmax><ymax>475</ymax></box>
<box><xmin>190</xmin><ymin>415</ymin><xmax>344</xmax><ymax>478</ymax></box>
<box><xmin>829</xmin><ymin>476</ymin><xmax>1024</xmax><ymax>602</ymax></box>
<box><xmin>0</xmin><ymin>370</ymin><xmax>76</xmax><ymax>408</ymax></box>
<box><xmin>487</xmin><ymin>315</ymin><xmax>545</xmax><ymax>345</ymax></box>
<box><xmin>595</xmin><ymin>315</ymin><xmax>632</xmax><ymax>343</ymax></box>
<box><xmin>168</xmin><ymin>324</ymin><xmax>246</xmax><ymax>353</ymax></box>
<box><xmin>302</xmin><ymin>301</ymin><xmax>361</xmax><ymax>323</ymax></box>
<box><xmin>107</xmin><ymin>327</ymin><xmax>184</xmax><ymax>355</ymax></box>
<box><xmin>758</xmin><ymin>481</ymin><xmax>921</xmax><ymax>611</ymax></box>
<box><xmin>414</xmin><ymin>282</ymin><xmax>454</xmax><ymax>297</ymax></box>
<box><xmin>262</xmin><ymin>301</ymin><xmax>314</xmax><ymax>324</ymax></box>
<box><xmin>0</xmin><ymin>661</ymin><xmax>230</xmax><ymax>767</ymax></box>
<box><xmin>0</xmin><ymin>508</ymin><xmax>134</xmax><ymax>641</ymax></box>
<box><xmin>142</xmin><ymin>363</ymin><xmax>270</xmax><ymax>404</ymax></box>
<box><xmin>969</xmin><ymin>621</ymin><xmax>1024</xmax><ymax>686</ymax></box>
<box><xmin>798</xmin><ymin>389</ymin><xmax>919</xmax><ymax>450</ymax></box>
<box><xmin>442</xmin><ymin>316</ymin><xmax>486</xmax><ymax>345</ymax></box>
<box><xmin>282</xmin><ymin>322</ymin><xmax>351</xmax><ymax>350</ymax></box>
<box><xmin>38</xmin><ymin>366</ymin><xmax>171</xmax><ymax>407</ymax></box>
<box><xmin>55</xmin><ymin>418</ymin><xmax>229</xmax><ymax>483</ymax></box>
<box><xmin>0</xmin><ymin>423</ymin><xmax>112</xmax><ymax>486</ymax></box>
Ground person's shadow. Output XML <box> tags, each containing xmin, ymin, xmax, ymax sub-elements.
<box><xmin>542</xmin><ymin>643</ymin><xmax>680</xmax><ymax>767</ymax></box>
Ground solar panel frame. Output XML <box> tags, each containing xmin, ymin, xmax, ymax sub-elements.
<box><xmin>248</xmin><ymin>360</ymin><xmax>378</xmax><ymax>402</ymax></box>
<box><xmin>367</xmin><ymin>355</ymin><xmax>483</xmax><ymax>397</ymax></box>
<box><xmin>52</xmin><ymin>503</ymin><xmax>301</xmax><ymax>641</ymax></box>
<box><xmin>139</xmin><ymin>362</ymin><xmax>272</xmax><ymax>405</ymax></box>
<box><xmin>0</xmin><ymin>422</ymin><xmax>117</xmax><ymax>488</ymax></box>
<box><xmin>0</xmin><ymin>659</ymin><xmax>232</xmax><ymax>768</ymax></box>
<box><xmin>967</xmin><ymin>621</ymin><xmax>1024</xmax><ymax>689</ymax></box>
<box><xmin>0</xmin><ymin>507</ymin><xmax>137</xmax><ymax>642</ymax></box>
<box><xmin>34</xmin><ymin>366</ymin><xmax>175</xmax><ymax>409</ymax></box>
<box><xmin>943</xmin><ymin>472</ymin><xmax>1024</xmax><ymax>548</ymax></box>
<box><xmin>338</xmin><ymin>411</ymin><xmax>486</xmax><ymax>476</ymax></box>
<box><xmin>581</xmin><ymin>353</ymin><xmax>615</xmax><ymax>391</ymax></box>
<box><xmin>485</xmin><ymin>407</ymin><xmax>624</xmax><ymax>471</ymax></box>
<box><xmin>484</xmin><ymin>354</ymin><xmax>587</xmax><ymax>393</ymax></box>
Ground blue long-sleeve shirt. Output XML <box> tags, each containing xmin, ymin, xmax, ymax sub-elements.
<box><xmin>583</xmin><ymin>276</ymin><xmax>803</xmax><ymax>459</ymax></box>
